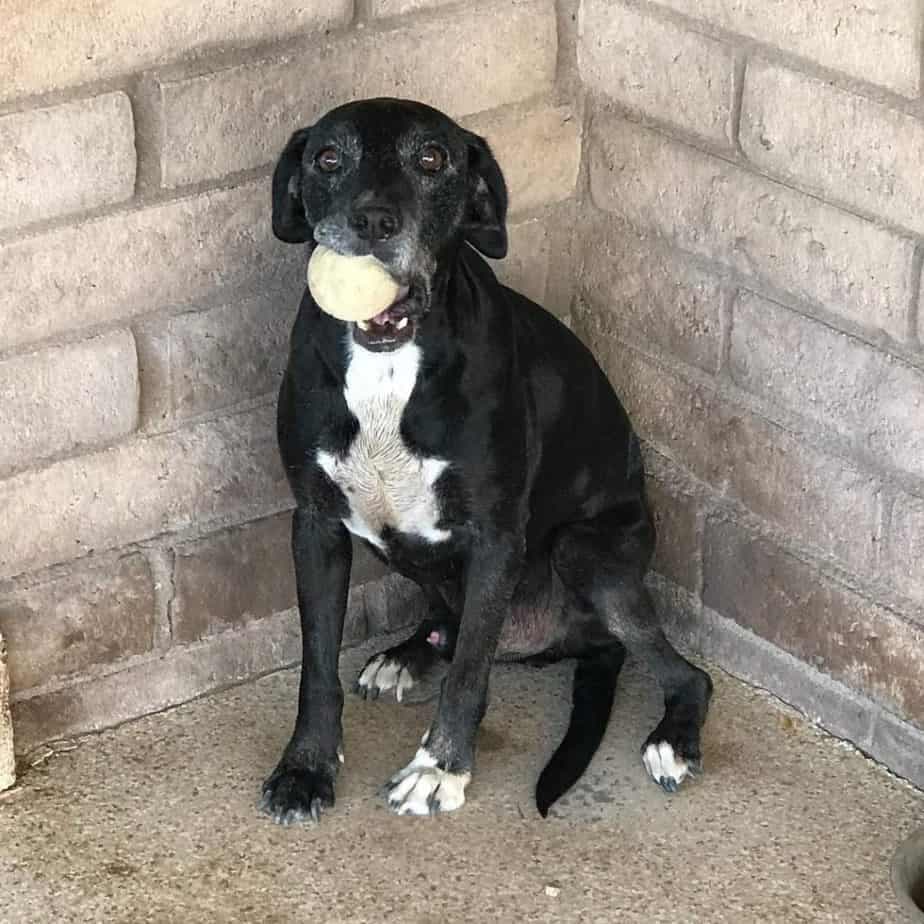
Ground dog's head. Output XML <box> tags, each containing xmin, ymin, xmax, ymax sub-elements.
<box><xmin>272</xmin><ymin>98</ymin><xmax>508</xmax><ymax>351</ymax></box>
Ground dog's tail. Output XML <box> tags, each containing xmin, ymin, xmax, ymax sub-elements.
<box><xmin>535</xmin><ymin>642</ymin><xmax>625</xmax><ymax>817</ymax></box>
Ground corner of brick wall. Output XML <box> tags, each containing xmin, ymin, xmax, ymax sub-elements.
<box><xmin>574</xmin><ymin>0</ymin><xmax>924</xmax><ymax>788</ymax></box>
<box><xmin>0</xmin><ymin>0</ymin><xmax>583</xmax><ymax>753</ymax></box>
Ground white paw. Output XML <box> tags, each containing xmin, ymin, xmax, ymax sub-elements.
<box><xmin>642</xmin><ymin>740</ymin><xmax>693</xmax><ymax>793</ymax></box>
<box><xmin>385</xmin><ymin>747</ymin><xmax>470</xmax><ymax>816</ymax></box>
<box><xmin>356</xmin><ymin>653</ymin><xmax>416</xmax><ymax>703</ymax></box>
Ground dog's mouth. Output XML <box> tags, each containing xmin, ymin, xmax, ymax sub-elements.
<box><xmin>352</xmin><ymin>287</ymin><xmax>419</xmax><ymax>352</ymax></box>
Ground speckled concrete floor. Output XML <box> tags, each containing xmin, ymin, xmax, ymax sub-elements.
<box><xmin>2</xmin><ymin>636</ymin><xmax>922</xmax><ymax>923</ymax></box>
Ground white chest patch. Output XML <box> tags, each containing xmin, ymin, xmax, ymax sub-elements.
<box><xmin>317</xmin><ymin>340</ymin><xmax>451</xmax><ymax>551</ymax></box>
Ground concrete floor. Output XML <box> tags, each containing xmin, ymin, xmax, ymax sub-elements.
<box><xmin>1</xmin><ymin>636</ymin><xmax>922</xmax><ymax>923</ymax></box>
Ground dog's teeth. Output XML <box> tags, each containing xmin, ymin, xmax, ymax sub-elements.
<box><xmin>357</xmin><ymin>320</ymin><xmax>370</xmax><ymax>331</ymax></box>
<box><xmin>397</xmin><ymin>317</ymin><xmax>409</xmax><ymax>330</ymax></box>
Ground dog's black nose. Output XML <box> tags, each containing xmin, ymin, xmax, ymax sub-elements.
<box><xmin>349</xmin><ymin>205</ymin><xmax>401</xmax><ymax>241</ymax></box>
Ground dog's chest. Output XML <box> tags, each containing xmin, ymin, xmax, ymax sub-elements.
<box><xmin>317</xmin><ymin>343</ymin><xmax>450</xmax><ymax>551</ymax></box>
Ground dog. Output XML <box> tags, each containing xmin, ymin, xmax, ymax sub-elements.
<box><xmin>260</xmin><ymin>98</ymin><xmax>712</xmax><ymax>823</ymax></box>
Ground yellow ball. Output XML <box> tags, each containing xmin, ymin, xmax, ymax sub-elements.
<box><xmin>306</xmin><ymin>245</ymin><xmax>402</xmax><ymax>321</ymax></box>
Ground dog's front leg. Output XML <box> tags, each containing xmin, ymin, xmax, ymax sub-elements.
<box><xmin>261</xmin><ymin>509</ymin><xmax>352</xmax><ymax>825</ymax></box>
<box><xmin>385</xmin><ymin>532</ymin><xmax>523</xmax><ymax>815</ymax></box>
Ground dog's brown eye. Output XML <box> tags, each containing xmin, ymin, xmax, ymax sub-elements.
<box><xmin>419</xmin><ymin>145</ymin><xmax>446</xmax><ymax>173</ymax></box>
<box><xmin>316</xmin><ymin>147</ymin><xmax>341</xmax><ymax>172</ymax></box>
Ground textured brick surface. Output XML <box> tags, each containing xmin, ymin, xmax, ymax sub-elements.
<box><xmin>172</xmin><ymin>515</ymin><xmax>295</xmax><ymax>643</ymax></box>
<box><xmin>0</xmin><ymin>181</ymin><xmax>303</xmax><ymax>352</ymax></box>
<box><xmin>0</xmin><ymin>634</ymin><xmax>13</xmax><ymax>790</ymax></box>
<box><xmin>10</xmin><ymin>611</ymin><xmax>301</xmax><ymax>751</ymax></box>
<box><xmin>372</xmin><ymin>0</ymin><xmax>456</xmax><ymax>14</ymax></box>
<box><xmin>464</xmin><ymin>105</ymin><xmax>581</xmax><ymax>216</ymax></box>
<box><xmin>589</xmin><ymin>116</ymin><xmax>915</xmax><ymax>343</ymax></box>
<box><xmin>704</xmin><ymin>518</ymin><xmax>924</xmax><ymax>724</ymax></box>
<box><xmin>741</xmin><ymin>58</ymin><xmax>924</xmax><ymax>236</ymax></box>
<box><xmin>655</xmin><ymin>0</ymin><xmax>922</xmax><ymax>97</ymax></box>
<box><xmin>578</xmin><ymin>0</ymin><xmax>734</xmax><ymax>144</ymax></box>
<box><xmin>137</xmin><ymin>292</ymin><xmax>293</xmax><ymax>427</ymax></box>
<box><xmin>730</xmin><ymin>291</ymin><xmax>924</xmax><ymax>480</ymax></box>
<box><xmin>157</xmin><ymin>0</ymin><xmax>557</xmax><ymax>187</ymax></box>
<box><xmin>10</xmin><ymin>573</ymin><xmax>424</xmax><ymax>752</ymax></box>
<box><xmin>491</xmin><ymin>218</ymin><xmax>551</xmax><ymax>307</ymax></box>
<box><xmin>0</xmin><ymin>330</ymin><xmax>139</xmax><ymax>476</ymax></box>
<box><xmin>871</xmin><ymin>710</ymin><xmax>924</xmax><ymax>784</ymax></box>
<box><xmin>0</xmin><ymin>94</ymin><xmax>135</xmax><ymax>233</ymax></box>
<box><xmin>888</xmin><ymin>494</ymin><xmax>924</xmax><ymax>606</ymax></box>
<box><xmin>0</xmin><ymin>407</ymin><xmax>290</xmax><ymax>582</ymax></box>
<box><xmin>646</xmin><ymin>480</ymin><xmax>700</xmax><ymax>592</ymax></box>
<box><xmin>0</xmin><ymin>553</ymin><xmax>156</xmax><ymax>692</ymax></box>
<box><xmin>580</xmin><ymin>214</ymin><xmax>725</xmax><ymax>373</ymax></box>
<box><xmin>0</xmin><ymin>0</ymin><xmax>352</xmax><ymax>104</ymax></box>
<box><xmin>580</xmin><ymin>329</ymin><xmax>881</xmax><ymax>573</ymax></box>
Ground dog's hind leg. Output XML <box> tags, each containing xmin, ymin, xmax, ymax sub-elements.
<box><xmin>552</xmin><ymin>503</ymin><xmax>712</xmax><ymax>793</ymax></box>
<box><xmin>354</xmin><ymin>583</ymin><xmax>458</xmax><ymax>703</ymax></box>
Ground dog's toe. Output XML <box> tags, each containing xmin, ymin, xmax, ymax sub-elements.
<box><xmin>385</xmin><ymin>747</ymin><xmax>470</xmax><ymax>816</ymax></box>
<box><xmin>641</xmin><ymin>739</ymin><xmax>698</xmax><ymax>792</ymax></box>
<box><xmin>355</xmin><ymin>652</ymin><xmax>416</xmax><ymax>702</ymax></box>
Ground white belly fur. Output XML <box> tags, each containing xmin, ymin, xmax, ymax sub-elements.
<box><xmin>317</xmin><ymin>338</ymin><xmax>451</xmax><ymax>551</ymax></box>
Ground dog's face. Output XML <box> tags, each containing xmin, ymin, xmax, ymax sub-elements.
<box><xmin>272</xmin><ymin>98</ymin><xmax>508</xmax><ymax>351</ymax></box>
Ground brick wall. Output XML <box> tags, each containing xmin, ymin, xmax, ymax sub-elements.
<box><xmin>573</xmin><ymin>0</ymin><xmax>924</xmax><ymax>786</ymax></box>
<box><xmin>0</xmin><ymin>0</ymin><xmax>581</xmax><ymax>753</ymax></box>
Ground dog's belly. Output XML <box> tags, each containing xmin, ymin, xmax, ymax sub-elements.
<box><xmin>318</xmin><ymin>339</ymin><xmax>452</xmax><ymax>554</ymax></box>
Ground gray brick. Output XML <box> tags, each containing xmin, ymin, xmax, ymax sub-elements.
<box><xmin>578</xmin><ymin>328</ymin><xmax>881</xmax><ymax>574</ymax></box>
<box><xmin>578</xmin><ymin>0</ymin><xmax>734</xmax><ymax>144</ymax></box>
<box><xmin>0</xmin><ymin>406</ymin><xmax>291</xmax><ymax>582</ymax></box>
<box><xmin>157</xmin><ymin>0</ymin><xmax>558</xmax><ymax>187</ymax></box>
<box><xmin>580</xmin><ymin>214</ymin><xmax>725</xmax><ymax>373</ymax></box>
<box><xmin>491</xmin><ymin>218</ymin><xmax>551</xmax><ymax>306</ymax></box>
<box><xmin>730</xmin><ymin>290</ymin><xmax>924</xmax><ymax>480</ymax></box>
<box><xmin>656</xmin><ymin>0</ymin><xmax>922</xmax><ymax>97</ymax></box>
<box><xmin>172</xmin><ymin>515</ymin><xmax>296</xmax><ymax>643</ymax></box>
<box><xmin>0</xmin><ymin>93</ymin><xmax>135</xmax><ymax>233</ymax></box>
<box><xmin>463</xmin><ymin>105</ymin><xmax>581</xmax><ymax>216</ymax></box>
<box><xmin>0</xmin><ymin>553</ymin><xmax>156</xmax><ymax>692</ymax></box>
<box><xmin>870</xmin><ymin>709</ymin><xmax>924</xmax><ymax>789</ymax></box>
<box><xmin>0</xmin><ymin>331</ymin><xmax>138</xmax><ymax>476</ymax></box>
<box><xmin>372</xmin><ymin>0</ymin><xmax>457</xmax><ymax>14</ymax></box>
<box><xmin>888</xmin><ymin>493</ymin><xmax>924</xmax><ymax>607</ymax></box>
<box><xmin>0</xmin><ymin>181</ymin><xmax>304</xmax><ymax>352</ymax></box>
<box><xmin>646</xmin><ymin>480</ymin><xmax>700</xmax><ymax>592</ymax></box>
<box><xmin>137</xmin><ymin>292</ymin><xmax>294</xmax><ymax>427</ymax></box>
<box><xmin>704</xmin><ymin>518</ymin><xmax>924</xmax><ymax>724</ymax></box>
<box><xmin>0</xmin><ymin>0</ymin><xmax>352</xmax><ymax>104</ymax></box>
<box><xmin>589</xmin><ymin>115</ymin><xmax>915</xmax><ymax>343</ymax></box>
<box><xmin>741</xmin><ymin>58</ymin><xmax>924</xmax><ymax>237</ymax></box>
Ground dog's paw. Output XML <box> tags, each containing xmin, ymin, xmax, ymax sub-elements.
<box><xmin>385</xmin><ymin>747</ymin><xmax>471</xmax><ymax>816</ymax></box>
<box><xmin>641</xmin><ymin>726</ymin><xmax>703</xmax><ymax>793</ymax></box>
<box><xmin>260</xmin><ymin>762</ymin><xmax>336</xmax><ymax>825</ymax></box>
<box><xmin>355</xmin><ymin>652</ymin><xmax>416</xmax><ymax>703</ymax></box>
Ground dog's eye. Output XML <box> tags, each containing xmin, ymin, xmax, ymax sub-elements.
<box><xmin>316</xmin><ymin>147</ymin><xmax>341</xmax><ymax>173</ymax></box>
<box><xmin>419</xmin><ymin>145</ymin><xmax>446</xmax><ymax>173</ymax></box>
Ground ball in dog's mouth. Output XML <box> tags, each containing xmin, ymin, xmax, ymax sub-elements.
<box><xmin>307</xmin><ymin>245</ymin><xmax>415</xmax><ymax>350</ymax></box>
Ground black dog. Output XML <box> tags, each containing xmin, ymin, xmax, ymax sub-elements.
<box><xmin>260</xmin><ymin>98</ymin><xmax>712</xmax><ymax>823</ymax></box>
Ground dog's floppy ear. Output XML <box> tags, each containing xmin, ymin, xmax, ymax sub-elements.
<box><xmin>462</xmin><ymin>132</ymin><xmax>508</xmax><ymax>259</ymax></box>
<box><xmin>272</xmin><ymin>127</ymin><xmax>313</xmax><ymax>243</ymax></box>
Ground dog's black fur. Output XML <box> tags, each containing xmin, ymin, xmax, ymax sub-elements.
<box><xmin>261</xmin><ymin>98</ymin><xmax>712</xmax><ymax>823</ymax></box>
